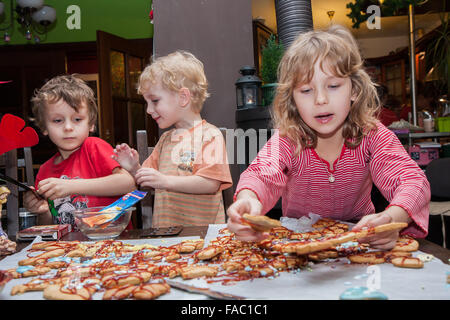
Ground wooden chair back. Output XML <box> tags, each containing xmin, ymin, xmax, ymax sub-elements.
<box><xmin>136</xmin><ymin>130</ymin><xmax>155</xmax><ymax>229</ymax></box>
<box><xmin>219</xmin><ymin>128</ymin><xmax>241</xmax><ymax>214</ymax></box>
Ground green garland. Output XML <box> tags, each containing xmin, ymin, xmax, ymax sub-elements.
<box><xmin>346</xmin><ymin>0</ymin><xmax>423</xmax><ymax>28</ymax></box>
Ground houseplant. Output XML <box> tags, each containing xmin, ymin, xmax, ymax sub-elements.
<box><xmin>346</xmin><ymin>0</ymin><xmax>424</xmax><ymax>28</ymax></box>
<box><xmin>260</xmin><ymin>34</ymin><xmax>284</xmax><ymax>106</ymax></box>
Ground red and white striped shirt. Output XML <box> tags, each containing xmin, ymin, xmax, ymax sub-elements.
<box><xmin>235</xmin><ymin>122</ymin><xmax>430</xmax><ymax>238</ymax></box>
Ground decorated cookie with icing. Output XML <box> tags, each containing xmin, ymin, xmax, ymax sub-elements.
<box><xmin>103</xmin><ymin>282</ymin><xmax>170</xmax><ymax>300</ymax></box>
<box><xmin>241</xmin><ymin>214</ymin><xmax>281</xmax><ymax>232</ymax></box>
<box><xmin>347</xmin><ymin>251</ymin><xmax>387</xmax><ymax>264</ymax></box>
<box><xmin>390</xmin><ymin>257</ymin><xmax>424</xmax><ymax>269</ymax></box>
<box><xmin>392</xmin><ymin>236</ymin><xmax>419</xmax><ymax>252</ymax></box>
<box><xmin>181</xmin><ymin>266</ymin><xmax>218</xmax><ymax>279</ymax></box>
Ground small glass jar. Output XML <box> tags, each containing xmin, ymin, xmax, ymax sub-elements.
<box><xmin>19</xmin><ymin>209</ymin><xmax>38</xmax><ymax>230</ymax></box>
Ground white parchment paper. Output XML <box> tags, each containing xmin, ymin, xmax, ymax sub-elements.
<box><xmin>0</xmin><ymin>236</ymin><xmax>208</xmax><ymax>300</ymax></box>
<box><xmin>194</xmin><ymin>223</ymin><xmax>450</xmax><ymax>300</ymax></box>
<box><xmin>1</xmin><ymin>222</ymin><xmax>449</xmax><ymax>300</ymax></box>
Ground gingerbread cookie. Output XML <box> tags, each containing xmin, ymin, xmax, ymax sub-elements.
<box><xmin>195</xmin><ymin>245</ymin><xmax>224</xmax><ymax>260</ymax></box>
<box><xmin>269</xmin><ymin>226</ymin><xmax>292</xmax><ymax>238</ymax></box>
<box><xmin>308</xmin><ymin>250</ymin><xmax>339</xmax><ymax>262</ymax></box>
<box><xmin>11</xmin><ymin>276</ymin><xmax>68</xmax><ymax>295</ymax></box>
<box><xmin>390</xmin><ymin>257</ymin><xmax>424</xmax><ymax>269</ymax></box>
<box><xmin>282</xmin><ymin>222</ymin><xmax>408</xmax><ymax>255</ymax></box>
<box><xmin>271</xmin><ymin>254</ymin><xmax>308</xmax><ymax>269</ymax></box>
<box><xmin>347</xmin><ymin>252</ymin><xmax>387</xmax><ymax>264</ymax></box>
<box><xmin>133</xmin><ymin>282</ymin><xmax>171</xmax><ymax>300</ymax></box>
<box><xmin>237</xmin><ymin>266</ymin><xmax>275</xmax><ymax>278</ymax></box>
<box><xmin>181</xmin><ymin>266</ymin><xmax>218</xmax><ymax>279</ymax></box>
<box><xmin>312</xmin><ymin>218</ymin><xmax>337</xmax><ymax>228</ymax></box>
<box><xmin>290</xmin><ymin>231</ymin><xmax>323</xmax><ymax>240</ymax></box>
<box><xmin>43</xmin><ymin>283</ymin><xmax>96</xmax><ymax>300</ymax></box>
<box><xmin>392</xmin><ymin>236</ymin><xmax>419</xmax><ymax>252</ymax></box>
<box><xmin>101</xmin><ymin>270</ymin><xmax>152</xmax><ymax>289</ymax></box>
<box><xmin>150</xmin><ymin>264</ymin><xmax>185</xmax><ymax>279</ymax></box>
<box><xmin>222</xmin><ymin>253</ymin><xmax>266</xmax><ymax>272</ymax></box>
<box><xmin>18</xmin><ymin>248</ymin><xmax>65</xmax><ymax>266</ymax></box>
<box><xmin>7</xmin><ymin>265</ymin><xmax>51</xmax><ymax>279</ymax></box>
<box><xmin>31</xmin><ymin>241</ymin><xmax>80</xmax><ymax>251</ymax></box>
<box><xmin>175</xmin><ymin>239</ymin><xmax>204</xmax><ymax>253</ymax></box>
<box><xmin>384</xmin><ymin>251</ymin><xmax>411</xmax><ymax>262</ymax></box>
<box><xmin>241</xmin><ymin>214</ymin><xmax>281</xmax><ymax>232</ymax></box>
<box><xmin>103</xmin><ymin>282</ymin><xmax>170</xmax><ymax>300</ymax></box>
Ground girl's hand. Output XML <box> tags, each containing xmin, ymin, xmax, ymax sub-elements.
<box><xmin>37</xmin><ymin>178</ymin><xmax>73</xmax><ymax>201</ymax></box>
<box><xmin>112</xmin><ymin>143</ymin><xmax>140</xmax><ymax>175</ymax></box>
<box><xmin>352</xmin><ymin>212</ymin><xmax>398</xmax><ymax>250</ymax></box>
<box><xmin>23</xmin><ymin>187</ymin><xmax>49</xmax><ymax>214</ymax></box>
<box><xmin>227</xmin><ymin>196</ymin><xmax>268</xmax><ymax>242</ymax></box>
<box><xmin>135</xmin><ymin>168</ymin><xmax>168</xmax><ymax>190</ymax></box>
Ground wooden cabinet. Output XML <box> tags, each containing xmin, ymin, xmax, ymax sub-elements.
<box><xmin>382</xmin><ymin>59</ymin><xmax>406</xmax><ymax>104</ymax></box>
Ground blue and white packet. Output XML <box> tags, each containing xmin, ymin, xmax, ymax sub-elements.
<box><xmin>100</xmin><ymin>190</ymin><xmax>148</xmax><ymax>213</ymax></box>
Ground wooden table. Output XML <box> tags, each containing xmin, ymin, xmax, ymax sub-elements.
<box><xmin>60</xmin><ymin>226</ymin><xmax>209</xmax><ymax>242</ymax></box>
<box><xmin>4</xmin><ymin>226</ymin><xmax>208</xmax><ymax>259</ymax></box>
<box><xmin>4</xmin><ymin>226</ymin><xmax>450</xmax><ymax>264</ymax></box>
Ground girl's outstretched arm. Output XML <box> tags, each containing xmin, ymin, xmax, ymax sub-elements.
<box><xmin>226</xmin><ymin>189</ymin><xmax>268</xmax><ymax>242</ymax></box>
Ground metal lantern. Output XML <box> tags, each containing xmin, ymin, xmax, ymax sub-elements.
<box><xmin>235</xmin><ymin>66</ymin><xmax>262</xmax><ymax>109</ymax></box>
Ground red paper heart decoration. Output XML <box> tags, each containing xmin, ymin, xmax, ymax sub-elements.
<box><xmin>0</xmin><ymin>114</ymin><xmax>39</xmax><ymax>156</ymax></box>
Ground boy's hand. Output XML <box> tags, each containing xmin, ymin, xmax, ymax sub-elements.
<box><xmin>353</xmin><ymin>212</ymin><xmax>398</xmax><ymax>250</ymax></box>
<box><xmin>135</xmin><ymin>168</ymin><xmax>167</xmax><ymax>190</ymax></box>
<box><xmin>112</xmin><ymin>143</ymin><xmax>140</xmax><ymax>175</ymax></box>
<box><xmin>37</xmin><ymin>178</ymin><xmax>72</xmax><ymax>200</ymax></box>
<box><xmin>23</xmin><ymin>187</ymin><xmax>49</xmax><ymax>214</ymax></box>
<box><xmin>227</xmin><ymin>196</ymin><xmax>268</xmax><ymax>242</ymax></box>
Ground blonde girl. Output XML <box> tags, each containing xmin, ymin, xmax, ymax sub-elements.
<box><xmin>227</xmin><ymin>25</ymin><xmax>430</xmax><ymax>249</ymax></box>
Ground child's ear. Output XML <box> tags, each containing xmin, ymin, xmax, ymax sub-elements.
<box><xmin>178</xmin><ymin>88</ymin><xmax>191</xmax><ymax>107</ymax></box>
<box><xmin>89</xmin><ymin>124</ymin><xmax>95</xmax><ymax>133</ymax></box>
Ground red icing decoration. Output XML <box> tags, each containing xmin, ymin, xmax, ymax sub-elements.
<box><xmin>0</xmin><ymin>114</ymin><xmax>39</xmax><ymax>156</ymax></box>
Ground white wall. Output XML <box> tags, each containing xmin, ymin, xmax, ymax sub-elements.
<box><xmin>153</xmin><ymin>0</ymin><xmax>254</xmax><ymax>130</ymax></box>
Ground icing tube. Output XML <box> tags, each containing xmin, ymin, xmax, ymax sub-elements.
<box><xmin>100</xmin><ymin>190</ymin><xmax>148</xmax><ymax>213</ymax></box>
<box><xmin>82</xmin><ymin>190</ymin><xmax>148</xmax><ymax>227</ymax></box>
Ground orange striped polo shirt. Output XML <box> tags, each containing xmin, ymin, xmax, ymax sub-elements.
<box><xmin>142</xmin><ymin>120</ymin><xmax>232</xmax><ymax>227</ymax></box>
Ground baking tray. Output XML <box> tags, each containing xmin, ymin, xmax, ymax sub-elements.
<box><xmin>139</xmin><ymin>225</ymin><xmax>183</xmax><ymax>237</ymax></box>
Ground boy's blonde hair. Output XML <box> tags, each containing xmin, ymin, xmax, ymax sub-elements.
<box><xmin>138</xmin><ymin>50</ymin><xmax>210</xmax><ymax>112</ymax></box>
<box><xmin>31</xmin><ymin>75</ymin><xmax>98</xmax><ymax>132</ymax></box>
<box><xmin>272</xmin><ymin>24</ymin><xmax>380</xmax><ymax>152</ymax></box>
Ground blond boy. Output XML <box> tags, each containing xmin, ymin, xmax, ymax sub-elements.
<box><xmin>113</xmin><ymin>51</ymin><xmax>232</xmax><ymax>227</ymax></box>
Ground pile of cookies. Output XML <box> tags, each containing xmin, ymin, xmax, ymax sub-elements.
<box><xmin>0</xmin><ymin>218</ymin><xmax>423</xmax><ymax>300</ymax></box>
<box><xmin>0</xmin><ymin>186</ymin><xmax>16</xmax><ymax>256</ymax></box>
<box><xmin>0</xmin><ymin>235</ymin><xmax>16</xmax><ymax>257</ymax></box>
